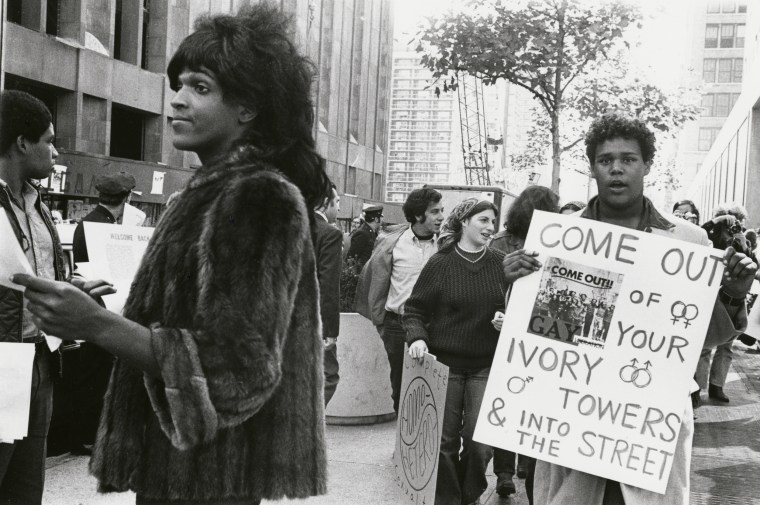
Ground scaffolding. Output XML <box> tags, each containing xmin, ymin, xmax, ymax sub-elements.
<box><xmin>456</xmin><ymin>73</ymin><xmax>491</xmax><ymax>186</ymax></box>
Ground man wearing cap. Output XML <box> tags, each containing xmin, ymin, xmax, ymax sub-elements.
<box><xmin>347</xmin><ymin>204</ymin><xmax>383</xmax><ymax>267</ymax></box>
<box><xmin>54</xmin><ymin>171</ymin><xmax>137</xmax><ymax>455</ymax></box>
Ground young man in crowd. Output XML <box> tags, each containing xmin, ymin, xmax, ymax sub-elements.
<box><xmin>503</xmin><ymin>113</ymin><xmax>756</xmax><ymax>505</ymax></box>
<box><xmin>356</xmin><ymin>188</ymin><xmax>444</xmax><ymax>413</ymax></box>
<box><xmin>0</xmin><ymin>90</ymin><xmax>66</xmax><ymax>503</ymax></box>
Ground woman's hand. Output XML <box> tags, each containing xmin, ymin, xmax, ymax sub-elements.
<box><xmin>12</xmin><ymin>274</ymin><xmax>110</xmax><ymax>341</ymax></box>
<box><xmin>409</xmin><ymin>340</ymin><xmax>428</xmax><ymax>360</ymax></box>
<box><xmin>502</xmin><ymin>249</ymin><xmax>542</xmax><ymax>283</ymax></box>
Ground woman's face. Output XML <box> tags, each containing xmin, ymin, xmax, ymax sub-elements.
<box><xmin>170</xmin><ymin>67</ymin><xmax>250</xmax><ymax>164</ymax></box>
<box><xmin>461</xmin><ymin>209</ymin><xmax>496</xmax><ymax>248</ymax></box>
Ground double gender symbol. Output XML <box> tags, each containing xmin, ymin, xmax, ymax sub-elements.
<box><xmin>619</xmin><ymin>358</ymin><xmax>653</xmax><ymax>388</ymax></box>
<box><xmin>670</xmin><ymin>301</ymin><xmax>699</xmax><ymax>328</ymax></box>
<box><xmin>488</xmin><ymin>397</ymin><xmax>506</xmax><ymax>427</ymax></box>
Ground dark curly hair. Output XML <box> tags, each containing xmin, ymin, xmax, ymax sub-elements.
<box><xmin>0</xmin><ymin>90</ymin><xmax>52</xmax><ymax>155</ymax></box>
<box><xmin>585</xmin><ymin>113</ymin><xmax>656</xmax><ymax>165</ymax></box>
<box><xmin>402</xmin><ymin>188</ymin><xmax>442</xmax><ymax>224</ymax></box>
<box><xmin>167</xmin><ymin>3</ymin><xmax>329</xmax><ymax>209</ymax></box>
<box><xmin>506</xmin><ymin>186</ymin><xmax>560</xmax><ymax>239</ymax></box>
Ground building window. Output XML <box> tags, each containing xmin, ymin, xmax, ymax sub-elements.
<box><xmin>110</xmin><ymin>105</ymin><xmax>145</xmax><ymax>161</ymax></box>
<box><xmin>717</xmin><ymin>59</ymin><xmax>733</xmax><ymax>82</ymax></box>
<box><xmin>738</xmin><ymin>1</ymin><xmax>747</xmax><ymax>12</ymax></box>
<box><xmin>707</xmin><ymin>0</ymin><xmax>721</xmax><ymax>12</ymax></box>
<box><xmin>715</xmin><ymin>93</ymin><xmax>730</xmax><ymax>116</ymax></box>
<box><xmin>736</xmin><ymin>24</ymin><xmax>745</xmax><ymax>48</ymax></box>
<box><xmin>346</xmin><ymin>166</ymin><xmax>357</xmax><ymax>194</ymax></box>
<box><xmin>733</xmin><ymin>58</ymin><xmax>743</xmax><ymax>82</ymax></box>
<box><xmin>721</xmin><ymin>0</ymin><xmax>736</xmax><ymax>12</ymax></box>
<box><xmin>705</xmin><ymin>25</ymin><xmax>719</xmax><ymax>48</ymax></box>
<box><xmin>698</xmin><ymin>127</ymin><xmax>720</xmax><ymax>151</ymax></box>
<box><xmin>703</xmin><ymin>59</ymin><xmax>717</xmax><ymax>81</ymax></box>
<box><xmin>701</xmin><ymin>94</ymin><xmax>714</xmax><ymax>117</ymax></box>
<box><xmin>720</xmin><ymin>24</ymin><xmax>735</xmax><ymax>48</ymax></box>
<box><xmin>46</xmin><ymin>0</ymin><xmax>60</xmax><ymax>35</ymax></box>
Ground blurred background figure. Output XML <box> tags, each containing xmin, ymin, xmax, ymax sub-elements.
<box><xmin>490</xmin><ymin>185</ymin><xmax>559</xmax><ymax>502</ymax></box>
<box><xmin>558</xmin><ymin>200</ymin><xmax>586</xmax><ymax>215</ymax></box>
<box><xmin>347</xmin><ymin>204</ymin><xmax>383</xmax><ymax>268</ymax></box>
<box><xmin>694</xmin><ymin>203</ymin><xmax>756</xmax><ymax>407</ymax></box>
<box><xmin>672</xmin><ymin>199</ymin><xmax>701</xmax><ymax>226</ymax></box>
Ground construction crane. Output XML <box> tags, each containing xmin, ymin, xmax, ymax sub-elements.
<box><xmin>456</xmin><ymin>73</ymin><xmax>491</xmax><ymax>186</ymax></box>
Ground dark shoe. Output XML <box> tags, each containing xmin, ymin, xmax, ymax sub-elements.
<box><xmin>691</xmin><ymin>390</ymin><xmax>701</xmax><ymax>409</ymax></box>
<box><xmin>516</xmin><ymin>466</ymin><xmax>528</xmax><ymax>479</ymax></box>
<box><xmin>496</xmin><ymin>473</ymin><xmax>516</xmax><ymax>497</ymax></box>
<box><xmin>708</xmin><ymin>384</ymin><xmax>729</xmax><ymax>403</ymax></box>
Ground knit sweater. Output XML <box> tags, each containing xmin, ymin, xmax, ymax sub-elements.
<box><xmin>402</xmin><ymin>246</ymin><xmax>508</xmax><ymax>369</ymax></box>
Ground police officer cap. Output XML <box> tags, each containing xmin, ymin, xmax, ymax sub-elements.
<box><xmin>95</xmin><ymin>172</ymin><xmax>136</xmax><ymax>195</ymax></box>
<box><xmin>363</xmin><ymin>204</ymin><xmax>383</xmax><ymax>214</ymax></box>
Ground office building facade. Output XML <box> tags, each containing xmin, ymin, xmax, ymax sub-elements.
<box><xmin>0</xmin><ymin>0</ymin><xmax>393</xmax><ymax>224</ymax></box>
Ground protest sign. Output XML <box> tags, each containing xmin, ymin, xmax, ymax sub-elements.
<box><xmin>0</xmin><ymin>211</ymin><xmax>34</xmax><ymax>291</ymax></box>
<box><xmin>474</xmin><ymin>211</ymin><xmax>723</xmax><ymax>494</ymax></box>
<box><xmin>394</xmin><ymin>351</ymin><xmax>448</xmax><ymax>505</ymax></box>
<box><xmin>0</xmin><ymin>343</ymin><xmax>36</xmax><ymax>442</ymax></box>
<box><xmin>83</xmin><ymin>222</ymin><xmax>154</xmax><ymax>314</ymax></box>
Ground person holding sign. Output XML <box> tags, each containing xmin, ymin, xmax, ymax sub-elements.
<box><xmin>0</xmin><ymin>90</ymin><xmax>68</xmax><ymax>504</ymax></box>
<box><xmin>506</xmin><ymin>114</ymin><xmax>757</xmax><ymax>505</ymax></box>
<box><xmin>404</xmin><ymin>199</ymin><xmax>509</xmax><ymax>505</ymax></box>
<box><xmin>14</xmin><ymin>5</ymin><xmax>330</xmax><ymax>504</ymax></box>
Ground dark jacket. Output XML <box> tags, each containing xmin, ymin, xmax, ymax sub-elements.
<box><xmin>71</xmin><ymin>204</ymin><xmax>116</xmax><ymax>264</ymax></box>
<box><xmin>314</xmin><ymin>216</ymin><xmax>343</xmax><ymax>340</ymax></box>
<box><xmin>347</xmin><ymin>222</ymin><xmax>377</xmax><ymax>265</ymax></box>
<box><xmin>0</xmin><ymin>182</ymin><xmax>67</xmax><ymax>342</ymax></box>
<box><xmin>90</xmin><ymin>150</ymin><xmax>327</xmax><ymax>501</ymax></box>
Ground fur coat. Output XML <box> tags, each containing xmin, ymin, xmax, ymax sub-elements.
<box><xmin>89</xmin><ymin>149</ymin><xmax>327</xmax><ymax>502</ymax></box>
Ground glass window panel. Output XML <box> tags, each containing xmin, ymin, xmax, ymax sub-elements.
<box><xmin>720</xmin><ymin>24</ymin><xmax>735</xmax><ymax>48</ymax></box>
<box><xmin>736</xmin><ymin>24</ymin><xmax>745</xmax><ymax>48</ymax></box>
<box><xmin>716</xmin><ymin>93</ymin><xmax>730</xmax><ymax>116</ymax></box>
<box><xmin>703</xmin><ymin>58</ymin><xmax>717</xmax><ymax>81</ymax></box>
<box><xmin>730</xmin><ymin>93</ymin><xmax>740</xmax><ymax>110</ymax></box>
<box><xmin>702</xmin><ymin>94</ymin><xmax>715</xmax><ymax>116</ymax></box>
<box><xmin>717</xmin><ymin>59</ymin><xmax>732</xmax><ymax>82</ymax></box>
<box><xmin>733</xmin><ymin>58</ymin><xmax>743</xmax><ymax>82</ymax></box>
<box><xmin>708</xmin><ymin>0</ymin><xmax>721</xmax><ymax>11</ymax></box>
<box><xmin>721</xmin><ymin>0</ymin><xmax>736</xmax><ymax>12</ymax></box>
<box><xmin>705</xmin><ymin>24</ymin><xmax>719</xmax><ymax>48</ymax></box>
<box><xmin>738</xmin><ymin>1</ymin><xmax>747</xmax><ymax>12</ymax></box>
<box><xmin>735</xmin><ymin>118</ymin><xmax>749</xmax><ymax>204</ymax></box>
<box><xmin>727</xmin><ymin>137</ymin><xmax>737</xmax><ymax>202</ymax></box>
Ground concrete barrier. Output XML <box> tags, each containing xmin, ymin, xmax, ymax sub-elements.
<box><xmin>326</xmin><ymin>313</ymin><xmax>396</xmax><ymax>425</ymax></box>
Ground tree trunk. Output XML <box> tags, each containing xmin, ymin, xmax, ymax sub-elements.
<box><xmin>551</xmin><ymin>112</ymin><xmax>561</xmax><ymax>193</ymax></box>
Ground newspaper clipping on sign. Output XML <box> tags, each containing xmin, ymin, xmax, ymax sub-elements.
<box><xmin>474</xmin><ymin>211</ymin><xmax>723</xmax><ymax>494</ymax></box>
<box><xmin>394</xmin><ymin>351</ymin><xmax>449</xmax><ymax>505</ymax></box>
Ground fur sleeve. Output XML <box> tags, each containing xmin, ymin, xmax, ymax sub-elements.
<box><xmin>143</xmin><ymin>170</ymin><xmax>310</xmax><ymax>450</ymax></box>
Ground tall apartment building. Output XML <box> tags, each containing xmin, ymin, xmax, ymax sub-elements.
<box><xmin>687</xmin><ymin>0</ymin><xmax>760</xmax><ymax>227</ymax></box>
<box><xmin>676</xmin><ymin>0</ymin><xmax>748</xmax><ymax>184</ymax></box>
<box><xmin>0</xmin><ymin>0</ymin><xmax>393</xmax><ymax>225</ymax></box>
<box><xmin>386</xmin><ymin>51</ymin><xmax>455</xmax><ymax>203</ymax></box>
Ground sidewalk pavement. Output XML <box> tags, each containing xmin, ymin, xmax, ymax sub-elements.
<box><xmin>43</xmin><ymin>339</ymin><xmax>760</xmax><ymax>505</ymax></box>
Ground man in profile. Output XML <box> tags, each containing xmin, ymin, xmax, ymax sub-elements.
<box><xmin>347</xmin><ymin>204</ymin><xmax>383</xmax><ymax>267</ymax></box>
<box><xmin>0</xmin><ymin>89</ymin><xmax>65</xmax><ymax>503</ymax></box>
<box><xmin>314</xmin><ymin>183</ymin><xmax>343</xmax><ymax>405</ymax></box>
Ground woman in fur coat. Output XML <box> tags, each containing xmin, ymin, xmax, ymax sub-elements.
<box><xmin>15</xmin><ymin>5</ymin><xmax>330</xmax><ymax>504</ymax></box>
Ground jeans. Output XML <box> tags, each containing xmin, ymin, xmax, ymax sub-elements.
<box><xmin>436</xmin><ymin>367</ymin><xmax>493</xmax><ymax>505</ymax></box>
<box><xmin>695</xmin><ymin>338</ymin><xmax>735</xmax><ymax>389</ymax></box>
<box><xmin>324</xmin><ymin>342</ymin><xmax>340</xmax><ymax>406</ymax></box>
<box><xmin>0</xmin><ymin>343</ymin><xmax>54</xmax><ymax>505</ymax></box>
<box><xmin>380</xmin><ymin>311</ymin><xmax>406</xmax><ymax>413</ymax></box>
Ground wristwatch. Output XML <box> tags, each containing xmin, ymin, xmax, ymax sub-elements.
<box><xmin>718</xmin><ymin>289</ymin><xmax>745</xmax><ymax>307</ymax></box>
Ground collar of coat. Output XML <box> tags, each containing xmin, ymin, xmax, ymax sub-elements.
<box><xmin>580</xmin><ymin>196</ymin><xmax>674</xmax><ymax>232</ymax></box>
<box><xmin>187</xmin><ymin>145</ymin><xmax>273</xmax><ymax>190</ymax></box>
